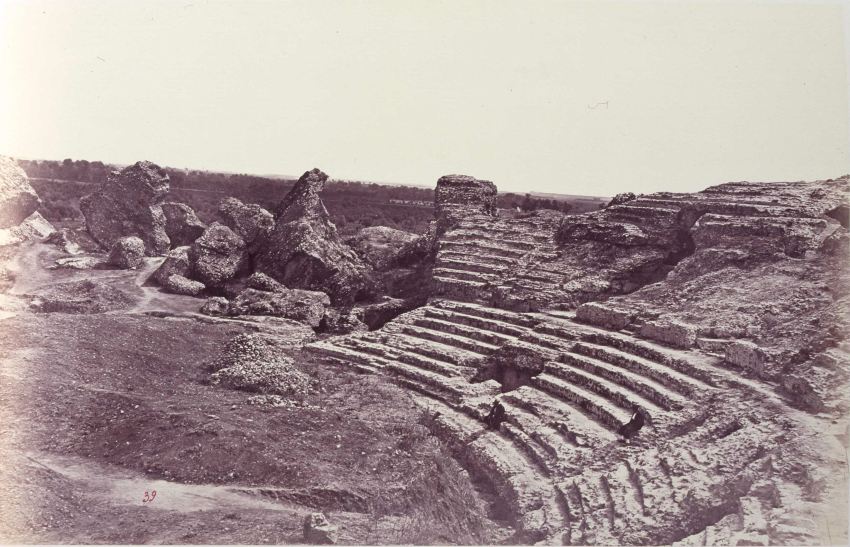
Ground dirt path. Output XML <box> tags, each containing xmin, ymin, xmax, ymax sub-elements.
<box><xmin>24</xmin><ymin>451</ymin><xmax>303</xmax><ymax>514</ymax></box>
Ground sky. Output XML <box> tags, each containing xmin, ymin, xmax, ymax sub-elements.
<box><xmin>0</xmin><ymin>0</ymin><xmax>848</xmax><ymax>196</ymax></box>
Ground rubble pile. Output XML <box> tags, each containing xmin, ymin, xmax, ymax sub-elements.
<box><xmin>209</xmin><ymin>333</ymin><xmax>313</xmax><ymax>396</ymax></box>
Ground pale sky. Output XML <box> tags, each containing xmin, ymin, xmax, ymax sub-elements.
<box><xmin>1</xmin><ymin>0</ymin><xmax>848</xmax><ymax>196</ymax></box>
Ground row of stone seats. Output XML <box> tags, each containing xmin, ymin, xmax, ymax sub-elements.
<box><xmin>419</xmin><ymin>397</ymin><xmax>569</xmax><ymax>544</ymax></box>
<box><xmin>306</xmin><ymin>299</ymin><xmax>768</xmax><ymax>544</ymax></box>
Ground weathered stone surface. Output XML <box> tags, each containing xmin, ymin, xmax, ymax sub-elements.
<box><xmin>162</xmin><ymin>274</ymin><xmax>205</xmax><ymax>296</ymax></box>
<box><xmin>218</xmin><ymin>197</ymin><xmax>274</xmax><ymax>245</ymax></box>
<box><xmin>0</xmin><ymin>156</ymin><xmax>40</xmax><ymax>229</ymax></box>
<box><xmin>160</xmin><ymin>202</ymin><xmax>206</xmax><ymax>247</ymax></box>
<box><xmin>108</xmin><ymin>236</ymin><xmax>145</xmax><ymax>269</ymax></box>
<box><xmin>347</xmin><ymin>226</ymin><xmax>417</xmax><ymax>270</ymax></box>
<box><xmin>725</xmin><ymin>340</ymin><xmax>769</xmax><ymax>376</ymax></box>
<box><xmin>475</xmin><ymin>340</ymin><xmax>555</xmax><ymax>390</ymax></box>
<box><xmin>780</xmin><ymin>375</ymin><xmax>823</xmax><ymax>412</ymax></box>
<box><xmin>152</xmin><ymin>246</ymin><xmax>192</xmax><ymax>285</ymax></box>
<box><xmin>245</xmin><ymin>272</ymin><xmax>286</xmax><ymax>292</ymax></box>
<box><xmin>254</xmin><ymin>168</ymin><xmax>373</xmax><ymax>305</ymax></box>
<box><xmin>188</xmin><ymin>222</ymin><xmax>247</xmax><ymax>287</ymax></box>
<box><xmin>79</xmin><ymin>161</ymin><xmax>171</xmax><ymax>255</ymax></box>
<box><xmin>576</xmin><ymin>302</ymin><xmax>634</xmax><ymax>330</ymax></box>
<box><xmin>319</xmin><ymin>308</ymin><xmax>368</xmax><ymax>334</ymax></box>
<box><xmin>435</xmin><ymin>174</ymin><xmax>497</xmax><ymax>234</ymax></box>
<box><xmin>0</xmin><ymin>211</ymin><xmax>55</xmax><ymax>247</ymax></box>
<box><xmin>607</xmin><ymin>192</ymin><xmax>636</xmax><ymax>208</ymax></box>
<box><xmin>639</xmin><ymin>318</ymin><xmax>697</xmax><ymax>348</ymax></box>
<box><xmin>359</xmin><ymin>296</ymin><xmax>424</xmax><ymax>330</ymax></box>
<box><xmin>227</xmin><ymin>287</ymin><xmax>330</xmax><ymax>327</ymax></box>
<box><xmin>200</xmin><ymin>296</ymin><xmax>229</xmax><ymax>316</ymax></box>
<box><xmin>303</xmin><ymin>512</ymin><xmax>337</xmax><ymax>544</ymax></box>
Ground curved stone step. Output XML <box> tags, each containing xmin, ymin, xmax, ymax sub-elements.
<box><xmin>432</xmin><ymin>300</ymin><xmax>541</xmax><ymax>329</ymax></box>
<box><xmin>559</xmin><ymin>351</ymin><xmax>685</xmax><ymax>411</ymax></box>
<box><xmin>384</xmin><ymin>361</ymin><xmax>467</xmax><ymax>401</ymax></box>
<box><xmin>436</xmin><ymin>256</ymin><xmax>508</xmax><ymax>275</ymax></box>
<box><xmin>500</xmin><ymin>386</ymin><xmax>617</xmax><ymax>445</ymax></box>
<box><xmin>380</xmin><ymin>331</ymin><xmax>489</xmax><ymax>367</ymax></box>
<box><xmin>531</xmin><ymin>373</ymin><xmax>631</xmax><ymax>432</ymax></box>
<box><xmin>573</xmin><ymin>342</ymin><xmax>710</xmax><ymax>395</ymax></box>
<box><xmin>439</xmin><ymin>238</ymin><xmax>528</xmax><ymax>258</ymax></box>
<box><xmin>400</xmin><ymin>323</ymin><xmax>501</xmax><ymax>356</ymax></box>
<box><xmin>433</xmin><ymin>276</ymin><xmax>487</xmax><ymax>298</ymax></box>
<box><xmin>421</xmin><ymin>398</ymin><xmax>568</xmax><ymax>543</ymax></box>
<box><xmin>338</xmin><ymin>335</ymin><xmax>468</xmax><ymax>378</ymax></box>
<box><xmin>424</xmin><ymin>307</ymin><xmax>530</xmax><ymax>338</ymax></box>
<box><xmin>432</xmin><ymin>266</ymin><xmax>497</xmax><ymax>283</ymax></box>
<box><xmin>305</xmin><ymin>341</ymin><xmax>386</xmax><ymax>373</ymax></box>
<box><xmin>439</xmin><ymin>248</ymin><xmax>519</xmax><ymax>267</ymax></box>
<box><xmin>544</xmin><ymin>360</ymin><xmax>669</xmax><ymax>419</ymax></box>
<box><xmin>499</xmin><ymin>398</ymin><xmax>579</xmax><ymax>465</ymax></box>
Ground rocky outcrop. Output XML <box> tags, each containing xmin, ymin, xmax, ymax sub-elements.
<box><xmin>606</xmin><ymin>192</ymin><xmax>636</xmax><ymax>208</ymax></box>
<box><xmin>359</xmin><ymin>296</ymin><xmax>425</xmax><ymax>330</ymax></box>
<box><xmin>152</xmin><ymin>246</ymin><xmax>192</xmax><ymax>285</ymax></box>
<box><xmin>347</xmin><ymin>226</ymin><xmax>417</xmax><ymax>270</ymax></box>
<box><xmin>200</xmin><ymin>296</ymin><xmax>229</xmax><ymax>316</ymax></box>
<box><xmin>188</xmin><ymin>222</ymin><xmax>248</xmax><ymax>287</ymax></box>
<box><xmin>0</xmin><ymin>211</ymin><xmax>55</xmax><ymax>247</ymax></box>
<box><xmin>435</xmin><ymin>174</ymin><xmax>497</xmax><ymax>234</ymax></box>
<box><xmin>227</xmin><ymin>287</ymin><xmax>329</xmax><ymax>327</ymax></box>
<box><xmin>319</xmin><ymin>308</ymin><xmax>368</xmax><ymax>334</ymax></box>
<box><xmin>0</xmin><ymin>156</ymin><xmax>40</xmax><ymax>229</ymax></box>
<box><xmin>160</xmin><ymin>202</ymin><xmax>206</xmax><ymax>247</ymax></box>
<box><xmin>108</xmin><ymin>236</ymin><xmax>145</xmax><ymax>269</ymax></box>
<box><xmin>218</xmin><ymin>197</ymin><xmax>275</xmax><ymax>247</ymax></box>
<box><xmin>162</xmin><ymin>274</ymin><xmax>205</xmax><ymax>296</ymax></box>
<box><xmin>254</xmin><ymin>168</ymin><xmax>372</xmax><ymax>305</ymax></box>
<box><xmin>79</xmin><ymin>161</ymin><xmax>171</xmax><ymax>255</ymax></box>
<box><xmin>245</xmin><ymin>272</ymin><xmax>286</xmax><ymax>292</ymax></box>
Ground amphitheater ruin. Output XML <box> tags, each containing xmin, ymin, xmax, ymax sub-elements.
<box><xmin>309</xmin><ymin>173</ymin><xmax>850</xmax><ymax>545</ymax></box>
<box><xmin>0</xmin><ymin>155</ymin><xmax>848</xmax><ymax>545</ymax></box>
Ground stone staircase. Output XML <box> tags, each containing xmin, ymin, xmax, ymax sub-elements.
<box><xmin>432</xmin><ymin>212</ymin><xmax>565</xmax><ymax>308</ymax></box>
<box><xmin>305</xmin><ymin>298</ymin><xmax>736</xmax><ymax>543</ymax></box>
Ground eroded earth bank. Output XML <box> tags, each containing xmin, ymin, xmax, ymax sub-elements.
<box><xmin>0</xmin><ymin>156</ymin><xmax>848</xmax><ymax>545</ymax></box>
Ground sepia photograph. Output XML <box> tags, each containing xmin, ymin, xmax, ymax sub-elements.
<box><xmin>0</xmin><ymin>0</ymin><xmax>849</xmax><ymax>545</ymax></box>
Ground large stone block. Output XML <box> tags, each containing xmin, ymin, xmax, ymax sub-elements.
<box><xmin>575</xmin><ymin>302</ymin><xmax>634</xmax><ymax>330</ymax></box>
<box><xmin>725</xmin><ymin>340</ymin><xmax>768</xmax><ymax>375</ymax></box>
<box><xmin>639</xmin><ymin>319</ymin><xmax>697</xmax><ymax>348</ymax></box>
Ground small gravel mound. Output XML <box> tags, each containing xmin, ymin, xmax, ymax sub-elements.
<box><xmin>209</xmin><ymin>333</ymin><xmax>313</xmax><ymax>396</ymax></box>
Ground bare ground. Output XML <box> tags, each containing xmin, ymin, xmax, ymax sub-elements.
<box><xmin>0</xmin><ymin>245</ymin><xmax>511</xmax><ymax>544</ymax></box>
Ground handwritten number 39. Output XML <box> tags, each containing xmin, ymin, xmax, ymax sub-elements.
<box><xmin>142</xmin><ymin>490</ymin><xmax>157</xmax><ymax>503</ymax></box>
